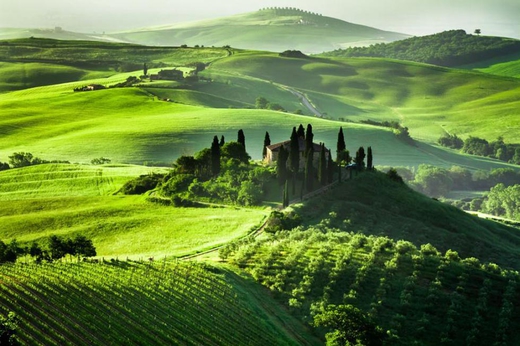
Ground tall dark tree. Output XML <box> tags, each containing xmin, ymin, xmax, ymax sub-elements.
<box><xmin>305</xmin><ymin>147</ymin><xmax>314</xmax><ymax>192</ymax></box>
<box><xmin>277</xmin><ymin>146</ymin><xmax>289</xmax><ymax>185</ymax></box>
<box><xmin>263</xmin><ymin>131</ymin><xmax>271</xmax><ymax>159</ymax></box>
<box><xmin>283</xmin><ymin>179</ymin><xmax>289</xmax><ymax>208</ymax></box>
<box><xmin>305</xmin><ymin>124</ymin><xmax>314</xmax><ymax>157</ymax></box>
<box><xmin>211</xmin><ymin>135</ymin><xmax>221</xmax><ymax>176</ymax></box>
<box><xmin>219</xmin><ymin>135</ymin><xmax>225</xmax><ymax>147</ymax></box>
<box><xmin>337</xmin><ymin>127</ymin><xmax>346</xmax><ymax>161</ymax></box>
<box><xmin>318</xmin><ymin>144</ymin><xmax>327</xmax><ymax>186</ymax></box>
<box><xmin>327</xmin><ymin>149</ymin><xmax>335</xmax><ymax>183</ymax></box>
<box><xmin>367</xmin><ymin>146</ymin><xmax>373</xmax><ymax>170</ymax></box>
<box><xmin>143</xmin><ymin>63</ymin><xmax>148</xmax><ymax>76</ymax></box>
<box><xmin>355</xmin><ymin>146</ymin><xmax>366</xmax><ymax>170</ymax></box>
<box><xmin>289</xmin><ymin>127</ymin><xmax>300</xmax><ymax>174</ymax></box>
<box><xmin>237</xmin><ymin>129</ymin><xmax>246</xmax><ymax>150</ymax></box>
<box><xmin>297</xmin><ymin>124</ymin><xmax>305</xmax><ymax>139</ymax></box>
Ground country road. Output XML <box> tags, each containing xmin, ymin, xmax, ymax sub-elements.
<box><xmin>283</xmin><ymin>87</ymin><xmax>324</xmax><ymax>117</ymax></box>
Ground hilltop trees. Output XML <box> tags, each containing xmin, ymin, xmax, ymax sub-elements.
<box><xmin>237</xmin><ymin>129</ymin><xmax>246</xmax><ymax>150</ymax></box>
<box><xmin>277</xmin><ymin>146</ymin><xmax>289</xmax><ymax>185</ymax></box>
<box><xmin>367</xmin><ymin>147</ymin><xmax>373</xmax><ymax>170</ymax></box>
<box><xmin>289</xmin><ymin>127</ymin><xmax>300</xmax><ymax>175</ymax></box>
<box><xmin>211</xmin><ymin>136</ymin><xmax>221</xmax><ymax>176</ymax></box>
<box><xmin>305</xmin><ymin>124</ymin><xmax>314</xmax><ymax>156</ymax></box>
<box><xmin>263</xmin><ymin>131</ymin><xmax>271</xmax><ymax>159</ymax></box>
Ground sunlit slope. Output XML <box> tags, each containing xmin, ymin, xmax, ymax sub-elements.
<box><xmin>0</xmin><ymin>81</ymin><xmax>516</xmax><ymax>173</ymax></box>
<box><xmin>0</xmin><ymin>164</ymin><xmax>267</xmax><ymax>258</ymax></box>
<box><xmin>113</xmin><ymin>9</ymin><xmax>407</xmax><ymax>53</ymax></box>
<box><xmin>0</xmin><ymin>261</ymin><xmax>312</xmax><ymax>345</ymax></box>
<box><xmin>208</xmin><ymin>53</ymin><xmax>520</xmax><ymax>143</ymax></box>
<box><xmin>459</xmin><ymin>52</ymin><xmax>520</xmax><ymax>78</ymax></box>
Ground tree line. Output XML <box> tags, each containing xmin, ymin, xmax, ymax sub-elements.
<box><xmin>0</xmin><ymin>235</ymin><xmax>96</xmax><ymax>264</ymax></box>
<box><xmin>123</xmin><ymin>125</ymin><xmax>373</xmax><ymax>208</ymax></box>
<box><xmin>438</xmin><ymin>134</ymin><xmax>520</xmax><ymax>165</ymax></box>
<box><xmin>323</xmin><ymin>30</ymin><xmax>520</xmax><ymax>67</ymax></box>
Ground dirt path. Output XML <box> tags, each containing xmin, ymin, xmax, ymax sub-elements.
<box><xmin>283</xmin><ymin>87</ymin><xmax>324</xmax><ymax>117</ymax></box>
<box><xmin>179</xmin><ymin>180</ymin><xmax>339</xmax><ymax>261</ymax></box>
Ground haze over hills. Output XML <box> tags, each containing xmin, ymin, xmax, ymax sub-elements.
<box><xmin>111</xmin><ymin>8</ymin><xmax>409</xmax><ymax>53</ymax></box>
<box><xmin>0</xmin><ymin>8</ymin><xmax>409</xmax><ymax>54</ymax></box>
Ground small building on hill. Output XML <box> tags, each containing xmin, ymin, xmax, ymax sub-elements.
<box><xmin>264</xmin><ymin>139</ymin><xmax>328</xmax><ymax>168</ymax></box>
<box><xmin>150</xmin><ymin>69</ymin><xmax>184</xmax><ymax>81</ymax></box>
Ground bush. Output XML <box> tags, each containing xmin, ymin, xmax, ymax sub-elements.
<box><xmin>160</xmin><ymin>174</ymin><xmax>195</xmax><ymax>196</ymax></box>
<box><xmin>122</xmin><ymin>173</ymin><xmax>164</xmax><ymax>195</ymax></box>
<box><xmin>91</xmin><ymin>157</ymin><xmax>111</xmax><ymax>165</ymax></box>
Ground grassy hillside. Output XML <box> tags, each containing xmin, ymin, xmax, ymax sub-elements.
<box><xmin>320</xmin><ymin>30</ymin><xmax>520</xmax><ymax>67</ymax></box>
<box><xmin>208</xmin><ymin>52</ymin><xmax>520</xmax><ymax>144</ymax></box>
<box><xmin>0</xmin><ymin>164</ymin><xmax>267</xmax><ymax>258</ymax></box>
<box><xmin>0</xmin><ymin>28</ymin><xmax>125</xmax><ymax>42</ymax></box>
<box><xmin>292</xmin><ymin>171</ymin><xmax>520</xmax><ymax>270</ymax></box>
<box><xmin>0</xmin><ymin>38</ymin><xmax>230</xmax><ymax>92</ymax></box>
<box><xmin>112</xmin><ymin>8</ymin><xmax>408</xmax><ymax>53</ymax></box>
<box><xmin>224</xmin><ymin>227</ymin><xmax>520</xmax><ymax>345</ymax></box>
<box><xmin>459</xmin><ymin>51</ymin><xmax>520</xmax><ymax>78</ymax></box>
<box><xmin>0</xmin><ymin>261</ymin><xmax>316</xmax><ymax>345</ymax></box>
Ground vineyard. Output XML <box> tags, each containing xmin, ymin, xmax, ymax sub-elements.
<box><xmin>0</xmin><ymin>260</ymin><xmax>310</xmax><ymax>345</ymax></box>
<box><xmin>222</xmin><ymin>228</ymin><xmax>520</xmax><ymax>345</ymax></box>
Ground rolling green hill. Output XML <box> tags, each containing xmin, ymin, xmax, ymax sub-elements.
<box><xmin>0</xmin><ymin>164</ymin><xmax>267</xmax><ymax>259</ymax></box>
<box><xmin>207</xmin><ymin>52</ymin><xmax>520</xmax><ymax>144</ymax></box>
<box><xmin>0</xmin><ymin>27</ymin><xmax>123</xmax><ymax>42</ymax></box>
<box><xmin>224</xmin><ymin>225</ymin><xmax>520</xmax><ymax>345</ymax></box>
<box><xmin>0</xmin><ymin>261</ymin><xmax>316</xmax><ymax>345</ymax></box>
<box><xmin>111</xmin><ymin>8</ymin><xmax>408</xmax><ymax>53</ymax></box>
<box><xmin>221</xmin><ymin>171</ymin><xmax>520</xmax><ymax>344</ymax></box>
<box><xmin>320</xmin><ymin>30</ymin><xmax>520</xmax><ymax>68</ymax></box>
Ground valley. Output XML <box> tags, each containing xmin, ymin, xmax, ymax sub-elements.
<box><xmin>1</xmin><ymin>7</ymin><xmax>520</xmax><ymax>345</ymax></box>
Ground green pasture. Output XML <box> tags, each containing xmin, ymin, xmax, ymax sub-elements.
<box><xmin>0</xmin><ymin>76</ymin><xmax>516</xmax><ymax>173</ymax></box>
<box><xmin>459</xmin><ymin>52</ymin><xmax>520</xmax><ymax>78</ymax></box>
<box><xmin>0</xmin><ymin>164</ymin><xmax>267</xmax><ymax>259</ymax></box>
<box><xmin>209</xmin><ymin>53</ymin><xmax>520</xmax><ymax>144</ymax></box>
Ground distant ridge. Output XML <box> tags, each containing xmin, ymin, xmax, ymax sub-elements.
<box><xmin>110</xmin><ymin>8</ymin><xmax>409</xmax><ymax>53</ymax></box>
<box><xmin>321</xmin><ymin>29</ymin><xmax>520</xmax><ymax>67</ymax></box>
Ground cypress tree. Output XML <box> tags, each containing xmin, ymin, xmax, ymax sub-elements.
<box><xmin>211</xmin><ymin>136</ymin><xmax>220</xmax><ymax>176</ymax></box>
<box><xmin>337</xmin><ymin>126</ymin><xmax>346</xmax><ymax>161</ymax></box>
<box><xmin>327</xmin><ymin>149</ymin><xmax>335</xmax><ymax>183</ymax></box>
<box><xmin>143</xmin><ymin>63</ymin><xmax>148</xmax><ymax>76</ymax></box>
<box><xmin>367</xmin><ymin>146</ymin><xmax>373</xmax><ymax>170</ymax></box>
<box><xmin>289</xmin><ymin>127</ymin><xmax>300</xmax><ymax>174</ymax></box>
<box><xmin>237</xmin><ymin>129</ymin><xmax>246</xmax><ymax>150</ymax></box>
<box><xmin>318</xmin><ymin>143</ymin><xmax>327</xmax><ymax>186</ymax></box>
<box><xmin>305</xmin><ymin>124</ymin><xmax>314</xmax><ymax>157</ymax></box>
<box><xmin>297</xmin><ymin>124</ymin><xmax>305</xmax><ymax>139</ymax></box>
<box><xmin>305</xmin><ymin>147</ymin><xmax>314</xmax><ymax>192</ymax></box>
<box><xmin>277</xmin><ymin>146</ymin><xmax>289</xmax><ymax>185</ymax></box>
<box><xmin>263</xmin><ymin>131</ymin><xmax>271</xmax><ymax>159</ymax></box>
<box><xmin>355</xmin><ymin>146</ymin><xmax>366</xmax><ymax>170</ymax></box>
<box><xmin>283</xmin><ymin>179</ymin><xmax>289</xmax><ymax>208</ymax></box>
<box><xmin>219</xmin><ymin>135</ymin><xmax>225</xmax><ymax>147</ymax></box>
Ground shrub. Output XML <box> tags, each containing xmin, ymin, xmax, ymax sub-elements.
<box><xmin>122</xmin><ymin>173</ymin><xmax>164</xmax><ymax>195</ymax></box>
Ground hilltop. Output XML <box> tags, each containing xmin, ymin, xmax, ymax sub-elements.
<box><xmin>110</xmin><ymin>8</ymin><xmax>408</xmax><ymax>53</ymax></box>
<box><xmin>321</xmin><ymin>30</ymin><xmax>520</xmax><ymax>68</ymax></box>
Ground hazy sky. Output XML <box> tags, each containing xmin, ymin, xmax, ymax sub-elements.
<box><xmin>1</xmin><ymin>0</ymin><xmax>519</xmax><ymax>38</ymax></box>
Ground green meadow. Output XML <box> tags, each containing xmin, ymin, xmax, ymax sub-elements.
<box><xmin>208</xmin><ymin>53</ymin><xmax>520</xmax><ymax>144</ymax></box>
<box><xmin>0</xmin><ymin>164</ymin><xmax>267</xmax><ymax>259</ymax></box>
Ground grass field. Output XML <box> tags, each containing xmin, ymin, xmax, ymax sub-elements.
<box><xmin>209</xmin><ymin>53</ymin><xmax>520</xmax><ymax>144</ymax></box>
<box><xmin>0</xmin><ymin>164</ymin><xmax>268</xmax><ymax>259</ymax></box>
